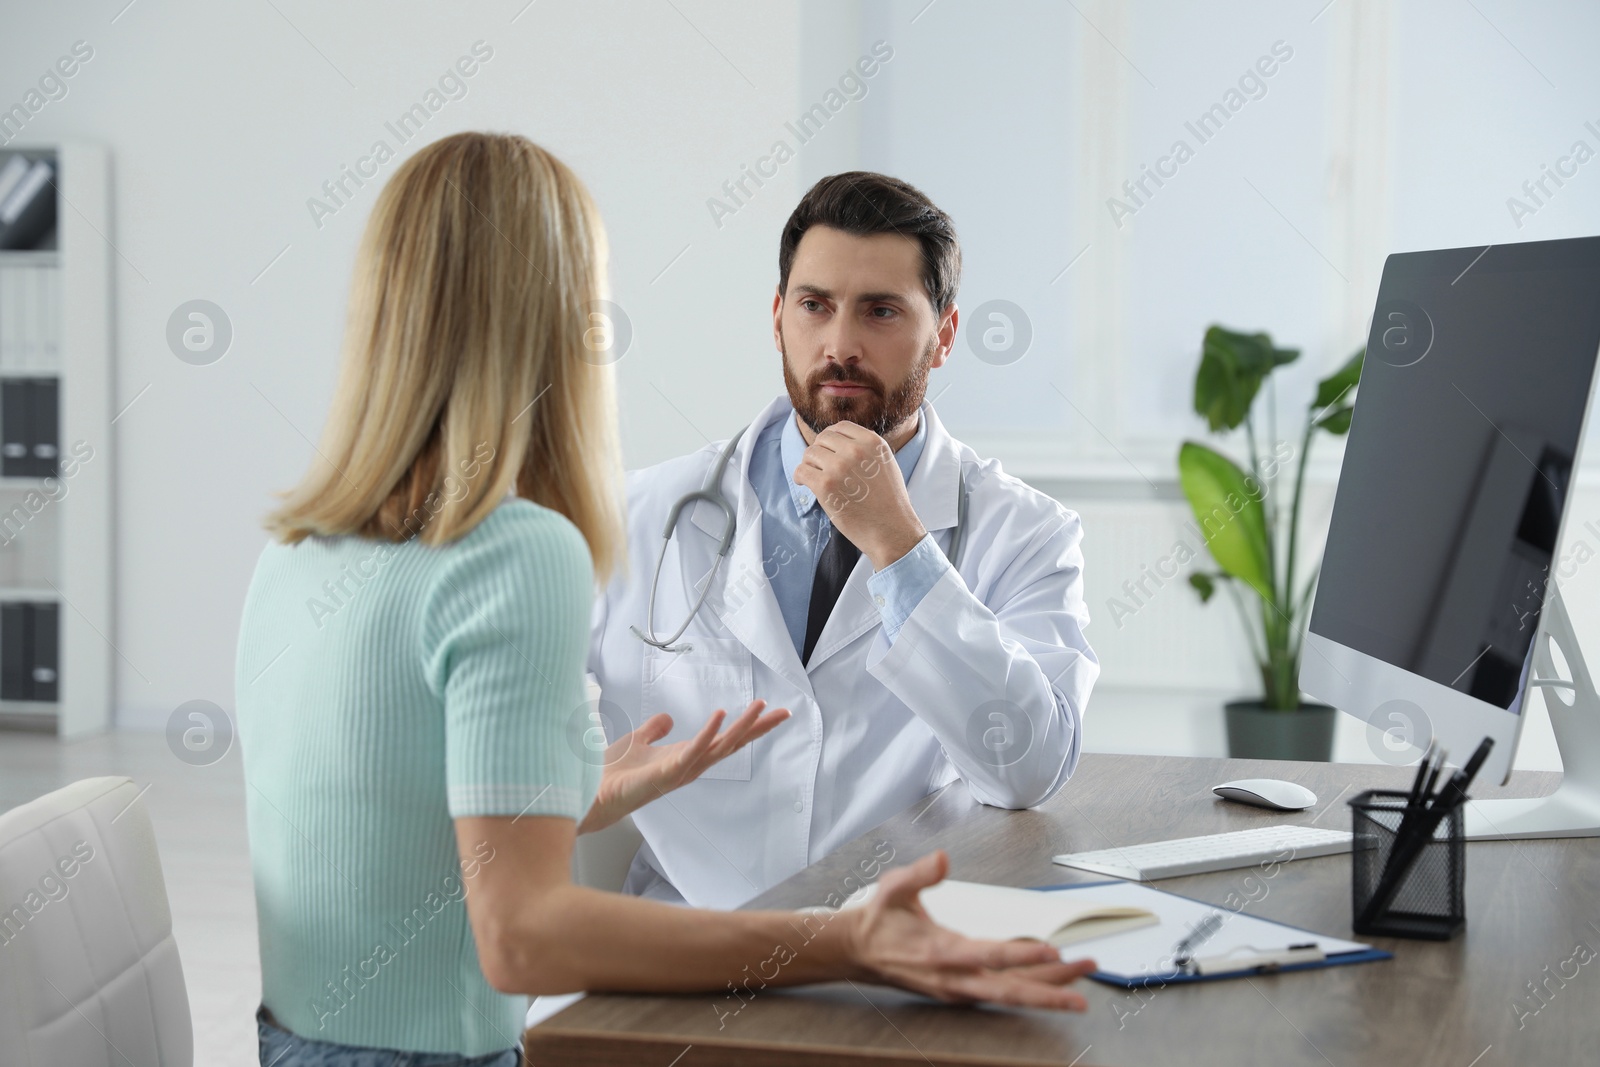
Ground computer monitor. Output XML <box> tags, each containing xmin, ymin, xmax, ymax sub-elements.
<box><xmin>1301</xmin><ymin>235</ymin><xmax>1600</xmax><ymax>840</ymax></box>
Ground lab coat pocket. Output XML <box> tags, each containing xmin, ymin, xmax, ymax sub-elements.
<box><xmin>640</xmin><ymin>636</ymin><xmax>756</xmax><ymax>781</ymax></box>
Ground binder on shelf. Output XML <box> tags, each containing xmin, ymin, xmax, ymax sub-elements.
<box><xmin>0</xmin><ymin>264</ymin><xmax>61</xmax><ymax>373</ymax></box>
<box><xmin>32</xmin><ymin>378</ymin><xmax>57</xmax><ymax>471</ymax></box>
<box><xmin>0</xmin><ymin>158</ymin><xmax>57</xmax><ymax>251</ymax></box>
<box><xmin>0</xmin><ymin>601</ymin><xmax>26</xmax><ymax>700</ymax></box>
<box><xmin>0</xmin><ymin>600</ymin><xmax>59</xmax><ymax>703</ymax></box>
<box><xmin>2</xmin><ymin>378</ymin><xmax>24</xmax><ymax>474</ymax></box>
<box><xmin>0</xmin><ymin>267</ymin><xmax>10</xmax><ymax>370</ymax></box>
<box><xmin>42</xmin><ymin>264</ymin><xmax>58</xmax><ymax>369</ymax></box>
<box><xmin>31</xmin><ymin>601</ymin><xmax>57</xmax><ymax>703</ymax></box>
<box><xmin>1</xmin><ymin>377</ymin><xmax>59</xmax><ymax>478</ymax></box>
<box><xmin>0</xmin><ymin>264</ymin><xmax>62</xmax><ymax>374</ymax></box>
<box><xmin>19</xmin><ymin>266</ymin><xmax>35</xmax><ymax>369</ymax></box>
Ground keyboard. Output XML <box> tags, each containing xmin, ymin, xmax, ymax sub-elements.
<box><xmin>1051</xmin><ymin>824</ymin><xmax>1353</xmax><ymax>881</ymax></box>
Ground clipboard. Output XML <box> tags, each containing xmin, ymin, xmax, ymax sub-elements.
<box><xmin>1032</xmin><ymin>881</ymin><xmax>1392</xmax><ymax>988</ymax></box>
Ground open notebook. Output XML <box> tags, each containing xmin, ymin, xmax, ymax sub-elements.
<box><xmin>828</xmin><ymin>879</ymin><xmax>1159</xmax><ymax>948</ymax></box>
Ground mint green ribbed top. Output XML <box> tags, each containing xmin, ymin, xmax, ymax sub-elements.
<box><xmin>235</xmin><ymin>497</ymin><xmax>600</xmax><ymax>1057</ymax></box>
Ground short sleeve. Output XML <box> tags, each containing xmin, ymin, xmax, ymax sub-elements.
<box><xmin>422</xmin><ymin>502</ymin><xmax>601</xmax><ymax>822</ymax></box>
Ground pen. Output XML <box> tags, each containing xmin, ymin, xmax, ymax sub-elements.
<box><xmin>1420</xmin><ymin>746</ymin><xmax>1447</xmax><ymax>804</ymax></box>
<box><xmin>1189</xmin><ymin>942</ymin><xmax>1326</xmax><ymax>976</ymax></box>
<box><xmin>1172</xmin><ymin>911</ymin><xmax>1224</xmax><ymax>973</ymax></box>
<box><xmin>1429</xmin><ymin>736</ymin><xmax>1495</xmax><ymax>812</ymax></box>
<box><xmin>1407</xmin><ymin>740</ymin><xmax>1436</xmax><ymax>807</ymax></box>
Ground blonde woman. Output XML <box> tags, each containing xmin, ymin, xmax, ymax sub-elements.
<box><xmin>236</xmin><ymin>131</ymin><xmax>1094</xmax><ymax>1066</ymax></box>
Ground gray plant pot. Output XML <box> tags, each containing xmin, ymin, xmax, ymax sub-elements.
<box><xmin>1224</xmin><ymin>700</ymin><xmax>1336</xmax><ymax>762</ymax></box>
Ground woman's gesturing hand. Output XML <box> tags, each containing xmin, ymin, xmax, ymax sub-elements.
<box><xmin>846</xmin><ymin>850</ymin><xmax>1097</xmax><ymax>1011</ymax></box>
<box><xmin>578</xmin><ymin>700</ymin><xmax>791</xmax><ymax>834</ymax></box>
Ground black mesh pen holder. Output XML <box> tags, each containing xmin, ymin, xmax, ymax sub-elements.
<box><xmin>1349</xmin><ymin>788</ymin><xmax>1466</xmax><ymax>940</ymax></box>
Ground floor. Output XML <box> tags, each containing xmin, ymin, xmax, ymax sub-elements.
<box><xmin>0</xmin><ymin>686</ymin><xmax>1565</xmax><ymax>1065</ymax></box>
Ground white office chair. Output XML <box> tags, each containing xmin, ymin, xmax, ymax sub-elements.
<box><xmin>0</xmin><ymin>776</ymin><xmax>193</xmax><ymax>1067</ymax></box>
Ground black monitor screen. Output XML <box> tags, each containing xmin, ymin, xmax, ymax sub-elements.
<box><xmin>1310</xmin><ymin>237</ymin><xmax>1600</xmax><ymax>712</ymax></box>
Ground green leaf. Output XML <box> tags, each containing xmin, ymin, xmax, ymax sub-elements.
<box><xmin>1315</xmin><ymin>406</ymin><xmax>1353</xmax><ymax>434</ymax></box>
<box><xmin>1178</xmin><ymin>442</ymin><xmax>1274</xmax><ymax>602</ymax></box>
<box><xmin>1193</xmin><ymin>326</ymin><xmax>1300</xmax><ymax>432</ymax></box>
<box><xmin>1189</xmin><ymin>572</ymin><xmax>1220</xmax><ymax>603</ymax></box>
<box><xmin>1312</xmin><ymin>347</ymin><xmax>1364</xmax><ymax>412</ymax></box>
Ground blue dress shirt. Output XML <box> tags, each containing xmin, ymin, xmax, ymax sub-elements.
<box><xmin>748</xmin><ymin>409</ymin><xmax>950</xmax><ymax>655</ymax></box>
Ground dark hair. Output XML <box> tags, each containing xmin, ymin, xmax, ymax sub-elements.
<box><xmin>778</xmin><ymin>171</ymin><xmax>961</xmax><ymax>314</ymax></box>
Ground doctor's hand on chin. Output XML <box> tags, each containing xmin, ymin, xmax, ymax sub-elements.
<box><xmin>576</xmin><ymin>699</ymin><xmax>790</xmax><ymax>834</ymax></box>
<box><xmin>849</xmin><ymin>850</ymin><xmax>1098</xmax><ymax>1010</ymax></box>
<box><xmin>794</xmin><ymin>421</ymin><xmax>928</xmax><ymax>570</ymax></box>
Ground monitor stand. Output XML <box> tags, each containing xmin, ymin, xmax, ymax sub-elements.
<box><xmin>1465</xmin><ymin>586</ymin><xmax>1600</xmax><ymax>840</ymax></box>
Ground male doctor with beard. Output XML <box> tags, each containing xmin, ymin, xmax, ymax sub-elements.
<box><xmin>588</xmin><ymin>171</ymin><xmax>1099</xmax><ymax>909</ymax></box>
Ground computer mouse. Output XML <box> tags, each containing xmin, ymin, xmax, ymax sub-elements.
<box><xmin>1212</xmin><ymin>778</ymin><xmax>1318</xmax><ymax>811</ymax></box>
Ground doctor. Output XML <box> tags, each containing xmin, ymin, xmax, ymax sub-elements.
<box><xmin>590</xmin><ymin>171</ymin><xmax>1099</xmax><ymax>909</ymax></box>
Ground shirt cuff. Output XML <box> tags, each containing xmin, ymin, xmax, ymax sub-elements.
<box><xmin>866</xmin><ymin>533</ymin><xmax>949</xmax><ymax>645</ymax></box>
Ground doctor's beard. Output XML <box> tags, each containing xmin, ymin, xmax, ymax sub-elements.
<box><xmin>781</xmin><ymin>332</ymin><xmax>936</xmax><ymax>438</ymax></box>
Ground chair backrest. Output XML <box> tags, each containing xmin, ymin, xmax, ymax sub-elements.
<box><xmin>0</xmin><ymin>776</ymin><xmax>192</xmax><ymax>1066</ymax></box>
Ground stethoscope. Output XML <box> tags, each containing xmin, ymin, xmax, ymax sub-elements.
<box><xmin>630</xmin><ymin>424</ymin><xmax>969</xmax><ymax>653</ymax></box>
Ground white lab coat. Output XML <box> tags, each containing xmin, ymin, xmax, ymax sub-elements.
<box><xmin>588</xmin><ymin>395</ymin><xmax>1098</xmax><ymax>909</ymax></box>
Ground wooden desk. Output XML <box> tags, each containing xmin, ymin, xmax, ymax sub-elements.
<box><xmin>526</xmin><ymin>754</ymin><xmax>1598</xmax><ymax>1066</ymax></box>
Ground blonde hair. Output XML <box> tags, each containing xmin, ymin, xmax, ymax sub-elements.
<box><xmin>265</xmin><ymin>132</ymin><xmax>624</xmax><ymax>581</ymax></box>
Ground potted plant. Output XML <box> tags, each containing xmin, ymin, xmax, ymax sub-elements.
<box><xmin>1178</xmin><ymin>325</ymin><xmax>1364</xmax><ymax>761</ymax></box>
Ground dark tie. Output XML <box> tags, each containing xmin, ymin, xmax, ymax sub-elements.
<box><xmin>802</xmin><ymin>525</ymin><xmax>861</xmax><ymax>665</ymax></box>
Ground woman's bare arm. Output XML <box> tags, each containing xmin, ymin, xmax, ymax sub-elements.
<box><xmin>455</xmin><ymin>814</ymin><xmax>1095</xmax><ymax>1010</ymax></box>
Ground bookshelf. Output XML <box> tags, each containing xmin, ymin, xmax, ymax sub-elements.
<box><xmin>0</xmin><ymin>143</ymin><xmax>111</xmax><ymax>737</ymax></box>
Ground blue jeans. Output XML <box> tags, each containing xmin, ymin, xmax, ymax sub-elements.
<box><xmin>257</xmin><ymin>1007</ymin><xmax>520</xmax><ymax>1066</ymax></box>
